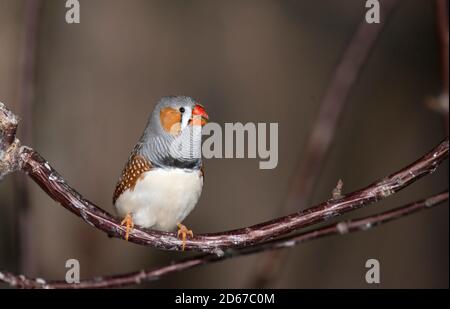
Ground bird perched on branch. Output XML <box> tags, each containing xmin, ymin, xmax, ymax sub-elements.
<box><xmin>113</xmin><ymin>96</ymin><xmax>208</xmax><ymax>250</ymax></box>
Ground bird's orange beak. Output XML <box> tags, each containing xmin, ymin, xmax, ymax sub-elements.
<box><xmin>191</xmin><ymin>104</ymin><xmax>209</xmax><ymax>126</ymax></box>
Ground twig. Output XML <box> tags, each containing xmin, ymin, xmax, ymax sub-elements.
<box><xmin>285</xmin><ymin>0</ymin><xmax>398</xmax><ymax>212</ymax></box>
<box><xmin>0</xmin><ymin>102</ymin><xmax>448</xmax><ymax>253</ymax></box>
<box><xmin>1</xmin><ymin>191</ymin><xmax>447</xmax><ymax>289</ymax></box>
<box><xmin>332</xmin><ymin>179</ymin><xmax>344</xmax><ymax>200</ymax></box>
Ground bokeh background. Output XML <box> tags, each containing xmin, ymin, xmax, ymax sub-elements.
<box><xmin>0</xmin><ymin>0</ymin><xmax>448</xmax><ymax>288</ymax></box>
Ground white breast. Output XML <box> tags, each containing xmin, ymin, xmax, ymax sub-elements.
<box><xmin>115</xmin><ymin>168</ymin><xmax>203</xmax><ymax>231</ymax></box>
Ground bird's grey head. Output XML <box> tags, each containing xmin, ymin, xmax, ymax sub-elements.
<box><xmin>137</xmin><ymin>96</ymin><xmax>209</xmax><ymax>169</ymax></box>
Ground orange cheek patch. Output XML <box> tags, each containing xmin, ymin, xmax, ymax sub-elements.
<box><xmin>160</xmin><ymin>107</ymin><xmax>182</xmax><ymax>135</ymax></box>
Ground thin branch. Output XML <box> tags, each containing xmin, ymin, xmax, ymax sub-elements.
<box><xmin>1</xmin><ymin>191</ymin><xmax>447</xmax><ymax>289</ymax></box>
<box><xmin>0</xmin><ymin>102</ymin><xmax>449</xmax><ymax>254</ymax></box>
<box><xmin>285</xmin><ymin>0</ymin><xmax>398</xmax><ymax>212</ymax></box>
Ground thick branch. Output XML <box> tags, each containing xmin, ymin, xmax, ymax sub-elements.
<box><xmin>16</xmin><ymin>137</ymin><xmax>450</xmax><ymax>253</ymax></box>
<box><xmin>1</xmin><ymin>191</ymin><xmax>447</xmax><ymax>289</ymax></box>
<box><xmin>0</xmin><ymin>102</ymin><xmax>449</xmax><ymax>254</ymax></box>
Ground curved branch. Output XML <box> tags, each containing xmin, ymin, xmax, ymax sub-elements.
<box><xmin>1</xmin><ymin>102</ymin><xmax>449</xmax><ymax>253</ymax></box>
<box><xmin>1</xmin><ymin>191</ymin><xmax>447</xmax><ymax>289</ymax></box>
<box><xmin>18</xmin><ymin>138</ymin><xmax>448</xmax><ymax>254</ymax></box>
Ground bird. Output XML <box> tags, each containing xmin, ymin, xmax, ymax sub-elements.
<box><xmin>113</xmin><ymin>96</ymin><xmax>208</xmax><ymax>250</ymax></box>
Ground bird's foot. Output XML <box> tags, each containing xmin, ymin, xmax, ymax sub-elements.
<box><xmin>177</xmin><ymin>223</ymin><xmax>193</xmax><ymax>251</ymax></box>
<box><xmin>120</xmin><ymin>213</ymin><xmax>134</xmax><ymax>241</ymax></box>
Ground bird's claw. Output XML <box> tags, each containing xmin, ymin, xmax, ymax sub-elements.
<box><xmin>177</xmin><ymin>223</ymin><xmax>193</xmax><ymax>251</ymax></box>
<box><xmin>120</xmin><ymin>213</ymin><xmax>134</xmax><ymax>241</ymax></box>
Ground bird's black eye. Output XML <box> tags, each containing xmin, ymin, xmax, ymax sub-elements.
<box><xmin>179</xmin><ymin>107</ymin><xmax>185</xmax><ymax>113</ymax></box>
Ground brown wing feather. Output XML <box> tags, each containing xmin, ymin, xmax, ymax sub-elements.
<box><xmin>113</xmin><ymin>154</ymin><xmax>152</xmax><ymax>204</ymax></box>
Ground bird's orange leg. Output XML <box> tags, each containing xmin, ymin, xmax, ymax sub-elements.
<box><xmin>120</xmin><ymin>213</ymin><xmax>134</xmax><ymax>241</ymax></box>
<box><xmin>177</xmin><ymin>223</ymin><xmax>193</xmax><ymax>251</ymax></box>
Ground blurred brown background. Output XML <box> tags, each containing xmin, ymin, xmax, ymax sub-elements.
<box><xmin>0</xmin><ymin>0</ymin><xmax>448</xmax><ymax>288</ymax></box>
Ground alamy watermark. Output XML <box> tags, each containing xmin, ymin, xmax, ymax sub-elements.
<box><xmin>66</xmin><ymin>1</ymin><xmax>381</xmax><ymax>26</ymax></box>
<box><xmin>365</xmin><ymin>258</ymin><xmax>380</xmax><ymax>284</ymax></box>
<box><xmin>168</xmin><ymin>120</ymin><xmax>279</xmax><ymax>170</ymax></box>
<box><xmin>365</xmin><ymin>0</ymin><xmax>380</xmax><ymax>24</ymax></box>
<box><xmin>65</xmin><ymin>258</ymin><xmax>80</xmax><ymax>284</ymax></box>
<box><xmin>65</xmin><ymin>0</ymin><xmax>80</xmax><ymax>24</ymax></box>
<box><xmin>203</xmin><ymin>122</ymin><xmax>278</xmax><ymax>169</ymax></box>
